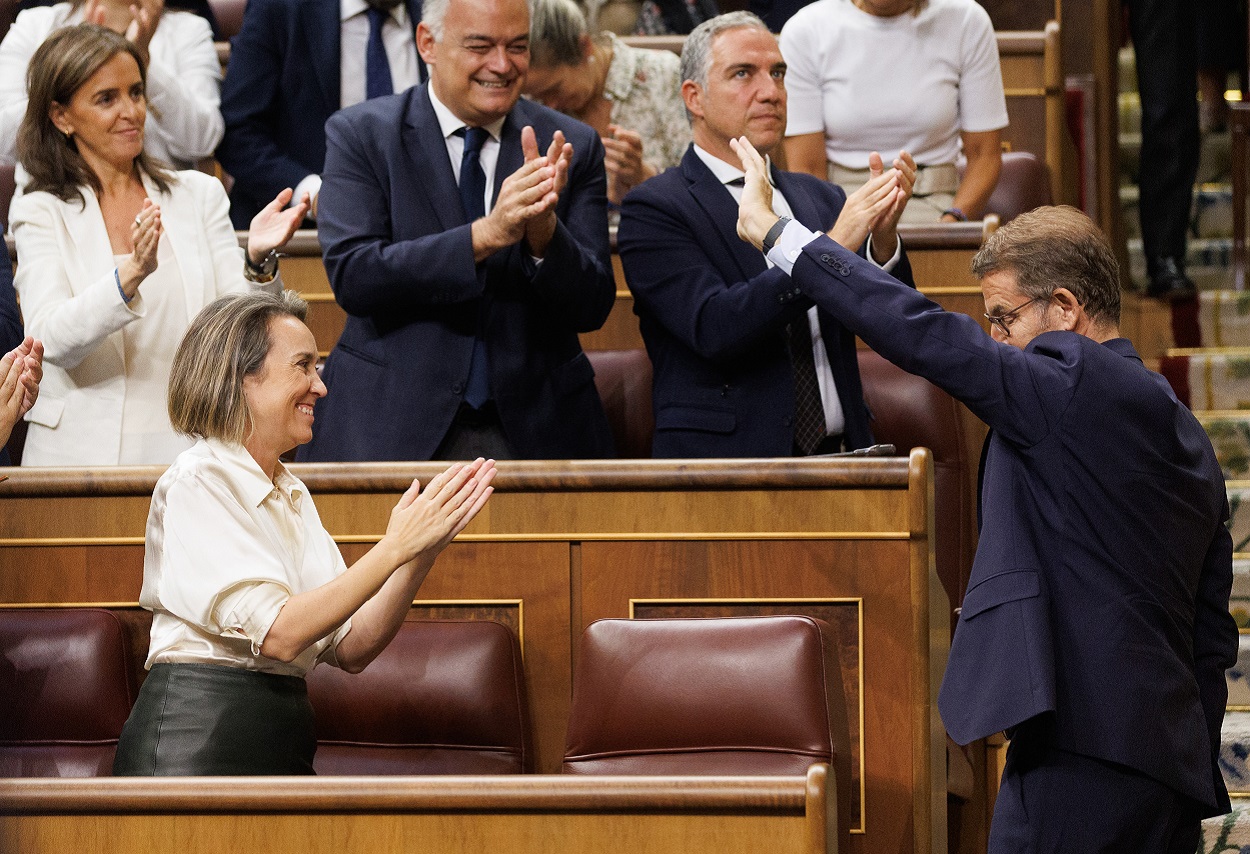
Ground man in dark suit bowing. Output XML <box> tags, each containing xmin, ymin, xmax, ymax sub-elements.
<box><xmin>299</xmin><ymin>0</ymin><xmax>615</xmax><ymax>462</ymax></box>
<box><xmin>617</xmin><ymin>11</ymin><xmax>916</xmax><ymax>458</ymax></box>
<box><xmin>217</xmin><ymin>0</ymin><xmax>424</xmax><ymax>227</ymax></box>
<box><xmin>733</xmin><ymin>128</ymin><xmax>1237</xmax><ymax>851</ymax></box>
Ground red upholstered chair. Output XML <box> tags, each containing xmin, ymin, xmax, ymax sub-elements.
<box><xmin>957</xmin><ymin>150</ymin><xmax>1054</xmax><ymax>224</ymax></box>
<box><xmin>207</xmin><ymin>0</ymin><xmax>247</xmax><ymax>38</ymax></box>
<box><xmin>858</xmin><ymin>349</ymin><xmax>974</xmax><ymax>623</ymax></box>
<box><xmin>588</xmin><ymin>348</ymin><xmax>654</xmax><ymax>458</ymax></box>
<box><xmin>563</xmin><ymin>616</ymin><xmax>852</xmax><ymax>851</ymax></box>
<box><xmin>0</xmin><ymin>608</ymin><xmax>137</xmax><ymax>777</ymax></box>
<box><xmin>0</xmin><ymin>163</ymin><xmax>15</xmax><ymax>232</ymax></box>
<box><xmin>306</xmin><ymin>619</ymin><xmax>532</xmax><ymax>774</ymax></box>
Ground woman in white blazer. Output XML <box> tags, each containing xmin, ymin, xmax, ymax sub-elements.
<box><xmin>10</xmin><ymin>24</ymin><xmax>306</xmax><ymax>466</ymax></box>
<box><xmin>0</xmin><ymin>0</ymin><xmax>223</xmax><ymax>170</ymax></box>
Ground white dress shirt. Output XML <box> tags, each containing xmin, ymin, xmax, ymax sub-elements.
<box><xmin>428</xmin><ymin>85</ymin><xmax>508</xmax><ymax>214</ymax></box>
<box><xmin>339</xmin><ymin>0</ymin><xmax>421</xmax><ymax>108</ymax></box>
<box><xmin>293</xmin><ymin>0</ymin><xmax>421</xmax><ymax>208</ymax></box>
<box><xmin>142</xmin><ymin>439</ymin><xmax>352</xmax><ymax>677</ymax></box>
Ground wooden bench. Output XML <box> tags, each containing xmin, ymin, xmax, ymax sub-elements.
<box><xmin>0</xmin><ymin>454</ymin><xmax>947</xmax><ymax>854</ymax></box>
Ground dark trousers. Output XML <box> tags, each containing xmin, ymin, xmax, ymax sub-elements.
<box><xmin>1125</xmin><ymin>0</ymin><xmax>1199</xmax><ymax>268</ymax></box>
<box><xmin>990</xmin><ymin>730</ymin><xmax>1201</xmax><ymax>854</ymax></box>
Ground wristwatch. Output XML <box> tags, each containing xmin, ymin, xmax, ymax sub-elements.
<box><xmin>762</xmin><ymin>216</ymin><xmax>791</xmax><ymax>254</ymax></box>
<box><xmin>245</xmin><ymin>248</ymin><xmax>279</xmax><ymax>283</ymax></box>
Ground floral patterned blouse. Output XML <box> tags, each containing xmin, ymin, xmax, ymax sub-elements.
<box><xmin>601</xmin><ymin>32</ymin><xmax>691</xmax><ymax>174</ymax></box>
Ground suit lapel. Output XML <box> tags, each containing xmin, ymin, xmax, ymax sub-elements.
<box><xmin>404</xmin><ymin>85</ymin><xmax>462</xmax><ymax>230</ymax></box>
<box><xmin>62</xmin><ymin>189</ymin><xmax>125</xmax><ymax>363</ymax></box>
<box><xmin>304</xmin><ymin>0</ymin><xmax>341</xmax><ymax>115</ymax></box>
<box><xmin>682</xmin><ymin>151</ymin><xmax>765</xmax><ymax>284</ymax></box>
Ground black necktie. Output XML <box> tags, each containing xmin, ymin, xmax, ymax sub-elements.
<box><xmin>787</xmin><ymin>318</ymin><xmax>827</xmax><ymax>455</ymax></box>
<box><xmin>458</xmin><ymin>126</ymin><xmax>489</xmax><ymax>220</ymax></box>
<box><xmin>365</xmin><ymin>7</ymin><xmax>393</xmax><ymax>99</ymax></box>
<box><xmin>458</xmin><ymin>126</ymin><xmax>490</xmax><ymax>407</ymax></box>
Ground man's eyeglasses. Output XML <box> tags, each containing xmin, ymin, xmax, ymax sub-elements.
<box><xmin>984</xmin><ymin>295</ymin><xmax>1048</xmax><ymax>338</ymax></box>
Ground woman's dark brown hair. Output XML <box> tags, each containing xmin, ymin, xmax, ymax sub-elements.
<box><xmin>17</xmin><ymin>23</ymin><xmax>174</xmax><ymax>206</ymax></box>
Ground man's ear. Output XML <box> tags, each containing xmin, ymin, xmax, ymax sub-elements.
<box><xmin>1051</xmin><ymin>287</ymin><xmax>1082</xmax><ymax>331</ymax></box>
<box><xmin>416</xmin><ymin>22</ymin><xmax>437</xmax><ymax>65</ymax></box>
<box><xmin>681</xmin><ymin>79</ymin><xmax>703</xmax><ymax>121</ymax></box>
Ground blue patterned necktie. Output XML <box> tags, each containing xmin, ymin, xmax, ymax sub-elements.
<box><xmin>458</xmin><ymin>126</ymin><xmax>490</xmax><ymax>408</ymax></box>
<box><xmin>365</xmin><ymin>7</ymin><xmax>394</xmax><ymax>99</ymax></box>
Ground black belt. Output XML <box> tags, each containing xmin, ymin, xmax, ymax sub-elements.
<box><xmin>454</xmin><ymin>400</ymin><xmax>501</xmax><ymax>427</ymax></box>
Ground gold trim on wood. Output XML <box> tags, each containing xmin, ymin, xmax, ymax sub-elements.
<box><xmin>626</xmin><ymin>597</ymin><xmax>867</xmax><ymax>836</ymax></box>
<box><xmin>0</xmin><ymin>537</ymin><xmax>145</xmax><ymax>546</ymax></box>
<box><xmin>1002</xmin><ymin>87</ymin><xmax>1047</xmax><ymax>97</ymax></box>
<box><xmin>411</xmin><ymin>598</ymin><xmax>524</xmax><ymax>652</ymax></box>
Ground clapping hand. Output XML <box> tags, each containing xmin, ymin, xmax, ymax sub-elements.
<box><xmin>866</xmin><ymin>150</ymin><xmax>915</xmax><ymax>263</ymax></box>
<box><xmin>0</xmin><ymin>337</ymin><xmax>43</xmax><ymax>450</ymax></box>
<box><xmin>520</xmin><ymin>126</ymin><xmax>572</xmax><ymax>255</ymax></box>
<box><xmin>384</xmin><ymin>458</ymin><xmax>497</xmax><ymax>563</ymax></box>
<box><xmin>116</xmin><ymin>199</ymin><xmax>161</xmax><ymax>301</ymax></box>
<box><xmin>827</xmin><ymin>155</ymin><xmax>901</xmax><ymax>256</ymax></box>
<box><xmin>603</xmin><ymin>125</ymin><xmax>653</xmax><ymax>205</ymax></box>
<box><xmin>247</xmin><ymin>187</ymin><xmax>309</xmax><ymax>265</ymax></box>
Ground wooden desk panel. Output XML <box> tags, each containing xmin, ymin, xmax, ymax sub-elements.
<box><xmin>0</xmin><ymin>455</ymin><xmax>945</xmax><ymax>854</ymax></box>
<box><xmin>0</xmin><ymin>768</ymin><xmax>833</xmax><ymax>854</ymax></box>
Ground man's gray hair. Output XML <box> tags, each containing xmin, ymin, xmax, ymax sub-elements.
<box><xmin>421</xmin><ymin>0</ymin><xmax>535</xmax><ymax>41</ymax></box>
<box><xmin>679</xmin><ymin>11</ymin><xmax>772</xmax><ymax>90</ymax></box>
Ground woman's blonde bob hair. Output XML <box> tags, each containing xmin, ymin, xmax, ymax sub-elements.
<box><xmin>168</xmin><ymin>290</ymin><xmax>309</xmax><ymax>443</ymax></box>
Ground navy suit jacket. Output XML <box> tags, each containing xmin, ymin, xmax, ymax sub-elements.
<box><xmin>216</xmin><ymin>0</ymin><xmax>422</xmax><ymax>227</ymax></box>
<box><xmin>0</xmin><ymin>239</ymin><xmax>22</xmax><ymax>466</ymax></box>
<box><xmin>298</xmin><ymin>84</ymin><xmax>615</xmax><ymax>462</ymax></box>
<box><xmin>789</xmin><ymin>234</ymin><xmax>1237</xmax><ymax>815</ymax></box>
<box><xmin>617</xmin><ymin>147</ymin><xmax>913</xmax><ymax>457</ymax></box>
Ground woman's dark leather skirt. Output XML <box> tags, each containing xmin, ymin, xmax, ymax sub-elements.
<box><xmin>113</xmin><ymin>662</ymin><xmax>316</xmax><ymax>776</ymax></box>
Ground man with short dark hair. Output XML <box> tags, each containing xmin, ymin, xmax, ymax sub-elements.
<box><xmin>733</xmin><ymin>130</ymin><xmax>1237</xmax><ymax>851</ymax></box>
<box><xmin>299</xmin><ymin>0</ymin><xmax>615</xmax><ymax>462</ymax></box>
<box><xmin>617</xmin><ymin>11</ymin><xmax>916</xmax><ymax>458</ymax></box>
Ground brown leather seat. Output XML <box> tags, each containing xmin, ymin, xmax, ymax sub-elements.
<box><xmin>207</xmin><ymin>0</ymin><xmax>247</xmax><ymax>38</ymax></box>
<box><xmin>588</xmin><ymin>348</ymin><xmax>654</xmax><ymax>458</ymax></box>
<box><xmin>0</xmin><ymin>608</ymin><xmax>137</xmax><ymax>777</ymax></box>
<box><xmin>563</xmin><ymin>616</ymin><xmax>852</xmax><ymax>851</ymax></box>
<box><xmin>958</xmin><ymin>150</ymin><xmax>1054</xmax><ymax>224</ymax></box>
<box><xmin>858</xmin><ymin>349</ymin><xmax>973</xmax><ymax>620</ymax></box>
<box><xmin>0</xmin><ymin>163</ymin><xmax>15</xmax><ymax>232</ymax></box>
<box><xmin>306</xmin><ymin>619</ymin><xmax>532</xmax><ymax>774</ymax></box>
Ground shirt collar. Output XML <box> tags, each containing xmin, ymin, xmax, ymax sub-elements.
<box><xmin>428</xmin><ymin>85</ymin><xmax>508</xmax><ymax>143</ymax></box>
<box><xmin>341</xmin><ymin>0</ymin><xmax>410</xmax><ymax>25</ymax></box>
<box><xmin>692</xmin><ymin>143</ymin><xmax>776</xmax><ymax>188</ymax></box>
<box><xmin>203</xmin><ymin>438</ymin><xmax>305</xmax><ymax>510</ymax></box>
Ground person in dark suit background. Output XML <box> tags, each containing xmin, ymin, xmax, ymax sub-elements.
<box><xmin>216</xmin><ymin>0</ymin><xmax>423</xmax><ymax>227</ymax></box>
<box><xmin>733</xmin><ymin>134</ymin><xmax>1237</xmax><ymax>850</ymax></box>
<box><xmin>1123</xmin><ymin>0</ymin><xmax>1200</xmax><ymax>300</ymax></box>
<box><xmin>618</xmin><ymin>11</ymin><xmax>915</xmax><ymax>458</ymax></box>
<box><xmin>0</xmin><ymin>238</ymin><xmax>40</xmax><ymax>462</ymax></box>
<box><xmin>298</xmin><ymin>0</ymin><xmax>615</xmax><ymax>462</ymax></box>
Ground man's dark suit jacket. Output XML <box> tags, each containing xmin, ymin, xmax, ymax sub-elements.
<box><xmin>297</xmin><ymin>84</ymin><xmax>615</xmax><ymax>462</ymax></box>
<box><xmin>216</xmin><ymin>0</ymin><xmax>422</xmax><ymax>227</ymax></box>
<box><xmin>617</xmin><ymin>147</ymin><xmax>913</xmax><ymax>457</ymax></box>
<box><xmin>0</xmin><ymin>239</ymin><xmax>22</xmax><ymax>466</ymax></box>
<box><xmin>788</xmin><ymin>233</ymin><xmax>1238</xmax><ymax>816</ymax></box>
